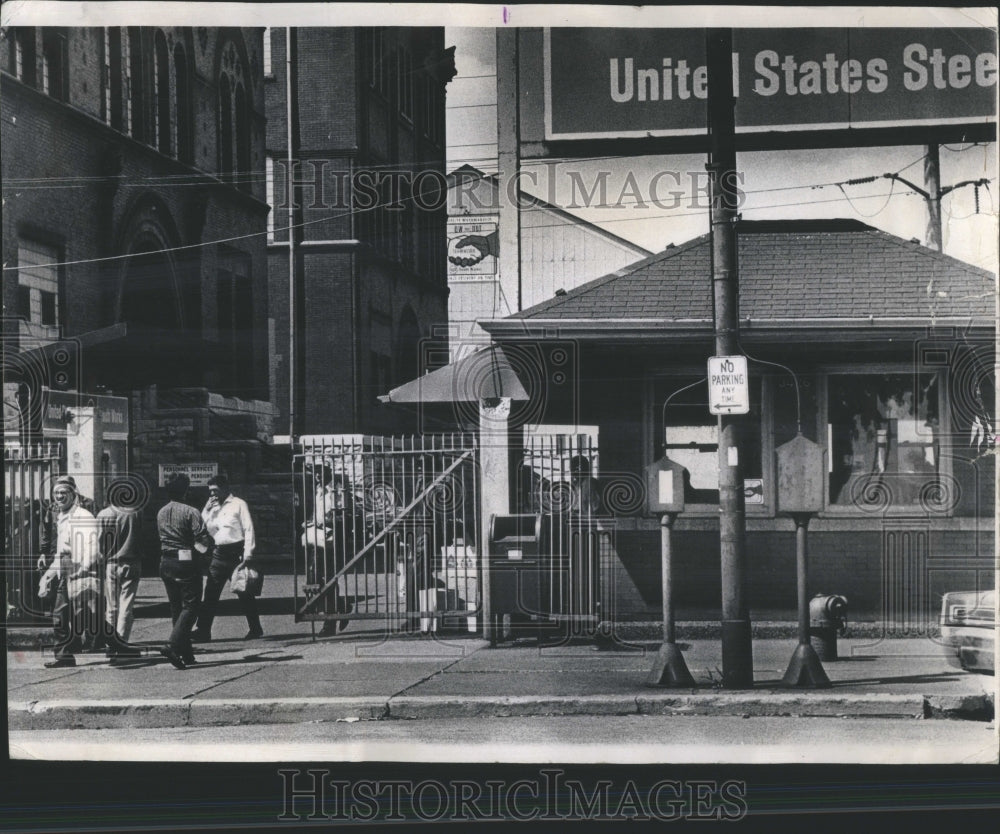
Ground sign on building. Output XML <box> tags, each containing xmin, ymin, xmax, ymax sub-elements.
<box><xmin>708</xmin><ymin>356</ymin><xmax>750</xmax><ymax>415</ymax></box>
<box><xmin>447</xmin><ymin>215</ymin><xmax>499</xmax><ymax>280</ymax></box>
<box><xmin>544</xmin><ymin>27</ymin><xmax>997</xmax><ymax>140</ymax></box>
<box><xmin>158</xmin><ymin>463</ymin><xmax>219</xmax><ymax>487</ymax></box>
<box><xmin>42</xmin><ymin>388</ymin><xmax>129</xmax><ymax>440</ymax></box>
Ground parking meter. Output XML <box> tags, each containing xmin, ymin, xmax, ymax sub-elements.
<box><xmin>776</xmin><ymin>434</ymin><xmax>825</xmax><ymax>514</ymax></box>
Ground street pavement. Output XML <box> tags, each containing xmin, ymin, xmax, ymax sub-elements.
<box><xmin>6</xmin><ymin>575</ymin><xmax>997</xmax><ymax>740</ymax></box>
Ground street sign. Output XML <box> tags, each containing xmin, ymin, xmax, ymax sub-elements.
<box><xmin>708</xmin><ymin>356</ymin><xmax>749</xmax><ymax>415</ymax></box>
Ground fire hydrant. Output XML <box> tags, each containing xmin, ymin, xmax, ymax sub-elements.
<box><xmin>809</xmin><ymin>594</ymin><xmax>848</xmax><ymax>661</ymax></box>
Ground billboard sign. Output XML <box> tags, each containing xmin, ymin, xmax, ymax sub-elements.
<box><xmin>544</xmin><ymin>28</ymin><xmax>998</xmax><ymax>140</ymax></box>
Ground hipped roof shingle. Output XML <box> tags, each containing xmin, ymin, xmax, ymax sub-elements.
<box><xmin>508</xmin><ymin>220</ymin><xmax>995</xmax><ymax>323</ymax></box>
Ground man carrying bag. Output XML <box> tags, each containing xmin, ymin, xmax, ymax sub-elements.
<box><xmin>192</xmin><ymin>474</ymin><xmax>263</xmax><ymax>642</ymax></box>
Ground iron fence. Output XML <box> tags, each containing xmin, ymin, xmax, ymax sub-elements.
<box><xmin>4</xmin><ymin>443</ymin><xmax>62</xmax><ymax>624</ymax></box>
<box><xmin>294</xmin><ymin>434</ymin><xmax>480</xmax><ymax>633</ymax></box>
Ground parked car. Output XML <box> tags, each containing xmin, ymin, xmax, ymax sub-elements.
<box><xmin>939</xmin><ymin>590</ymin><xmax>995</xmax><ymax>674</ymax></box>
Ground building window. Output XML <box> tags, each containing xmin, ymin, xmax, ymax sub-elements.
<box><xmin>219</xmin><ymin>74</ymin><xmax>233</xmax><ymax>178</ymax></box>
<box><xmin>218</xmin><ymin>40</ymin><xmax>249</xmax><ymax>187</ymax></box>
<box><xmin>654</xmin><ymin>376</ymin><xmax>764</xmax><ymax>509</ymax></box>
<box><xmin>217</xmin><ymin>254</ymin><xmax>254</xmax><ymax>395</ymax></box>
<box><xmin>153</xmin><ymin>29</ymin><xmax>172</xmax><ymax>156</ymax></box>
<box><xmin>365</xmin><ymin>28</ymin><xmax>389</xmax><ymax>96</ymax></box>
<box><xmin>398</xmin><ymin>47</ymin><xmax>413</xmax><ymax>121</ymax></box>
<box><xmin>234</xmin><ymin>83</ymin><xmax>250</xmax><ymax>189</ymax></box>
<box><xmin>265</xmin><ymin>156</ymin><xmax>275</xmax><ymax>242</ymax></box>
<box><xmin>262</xmin><ymin>27</ymin><xmax>272</xmax><ymax>76</ymax></box>
<box><xmin>41</xmin><ymin>29</ymin><xmax>67</xmax><ymax>100</ymax></box>
<box><xmin>103</xmin><ymin>28</ymin><xmax>121</xmax><ymax>129</ymax></box>
<box><xmin>174</xmin><ymin>43</ymin><xmax>191</xmax><ymax>162</ymax></box>
<box><xmin>827</xmin><ymin>371</ymin><xmax>944</xmax><ymax>512</ymax></box>
<box><xmin>17</xmin><ymin>240</ymin><xmax>61</xmax><ymax>337</ymax></box>
<box><xmin>8</xmin><ymin>28</ymin><xmax>36</xmax><ymax>86</ymax></box>
<box><xmin>126</xmin><ymin>28</ymin><xmax>143</xmax><ymax>140</ymax></box>
<box><xmin>370</xmin><ymin>351</ymin><xmax>391</xmax><ymax>402</ymax></box>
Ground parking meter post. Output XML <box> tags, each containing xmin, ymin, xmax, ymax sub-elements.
<box><xmin>646</xmin><ymin>512</ymin><xmax>696</xmax><ymax>688</ymax></box>
<box><xmin>782</xmin><ymin>513</ymin><xmax>831</xmax><ymax>688</ymax></box>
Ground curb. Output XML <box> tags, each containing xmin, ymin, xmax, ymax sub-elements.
<box><xmin>9</xmin><ymin>691</ymin><xmax>992</xmax><ymax>730</ymax></box>
<box><xmin>4</xmin><ymin>621</ymin><xmax>918</xmax><ymax>650</ymax></box>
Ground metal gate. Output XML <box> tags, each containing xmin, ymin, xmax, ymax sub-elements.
<box><xmin>294</xmin><ymin>434</ymin><xmax>480</xmax><ymax>633</ymax></box>
<box><xmin>515</xmin><ymin>433</ymin><xmax>614</xmax><ymax>636</ymax></box>
<box><xmin>4</xmin><ymin>443</ymin><xmax>62</xmax><ymax>624</ymax></box>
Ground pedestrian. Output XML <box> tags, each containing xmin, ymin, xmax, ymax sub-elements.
<box><xmin>38</xmin><ymin>474</ymin><xmax>96</xmax><ymax>566</ymax></box>
<box><xmin>156</xmin><ymin>473</ymin><xmax>213</xmax><ymax>669</ymax></box>
<box><xmin>96</xmin><ymin>478</ymin><xmax>145</xmax><ymax>663</ymax></box>
<box><xmin>40</xmin><ymin>475</ymin><xmax>99</xmax><ymax>668</ymax></box>
<box><xmin>191</xmin><ymin>474</ymin><xmax>263</xmax><ymax>642</ymax></box>
<box><xmin>301</xmin><ymin>462</ymin><xmax>354</xmax><ymax>636</ymax></box>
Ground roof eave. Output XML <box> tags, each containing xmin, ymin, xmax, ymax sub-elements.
<box><xmin>481</xmin><ymin>317</ymin><xmax>994</xmax><ymax>343</ymax></box>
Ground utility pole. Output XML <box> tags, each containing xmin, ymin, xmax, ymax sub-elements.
<box><xmin>924</xmin><ymin>144</ymin><xmax>942</xmax><ymax>252</ymax></box>
<box><xmin>286</xmin><ymin>27</ymin><xmax>297</xmax><ymax>440</ymax></box>
<box><xmin>881</xmin><ymin>144</ymin><xmax>988</xmax><ymax>254</ymax></box>
<box><xmin>706</xmin><ymin>29</ymin><xmax>753</xmax><ymax>689</ymax></box>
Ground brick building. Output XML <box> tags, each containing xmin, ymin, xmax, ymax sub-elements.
<box><xmin>264</xmin><ymin>28</ymin><xmax>454</xmax><ymax>436</ymax></box>
<box><xmin>2</xmin><ymin>27</ymin><xmax>288</xmax><ymax>556</ymax></box>
<box><xmin>3</xmin><ymin>26</ymin><xmax>269</xmax><ymax>398</ymax></box>
<box><xmin>481</xmin><ymin>219</ymin><xmax>996</xmax><ymax>621</ymax></box>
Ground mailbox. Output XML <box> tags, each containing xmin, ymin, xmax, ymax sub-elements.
<box><xmin>776</xmin><ymin>434</ymin><xmax>825</xmax><ymax>514</ymax></box>
<box><xmin>645</xmin><ymin>456</ymin><xmax>686</xmax><ymax>515</ymax></box>
<box><xmin>488</xmin><ymin>514</ymin><xmax>546</xmax><ymax>641</ymax></box>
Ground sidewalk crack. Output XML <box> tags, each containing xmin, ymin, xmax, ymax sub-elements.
<box><xmin>387</xmin><ymin>655</ymin><xmax>470</xmax><ymax>700</ymax></box>
<box><xmin>183</xmin><ymin>665</ymin><xmax>265</xmax><ymax>699</ymax></box>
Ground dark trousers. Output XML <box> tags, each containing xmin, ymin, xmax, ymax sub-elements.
<box><xmin>52</xmin><ymin>577</ymin><xmax>81</xmax><ymax>659</ymax></box>
<box><xmin>197</xmin><ymin>541</ymin><xmax>260</xmax><ymax>634</ymax></box>
<box><xmin>159</xmin><ymin>556</ymin><xmax>203</xmax><ymax>655</ymax></box>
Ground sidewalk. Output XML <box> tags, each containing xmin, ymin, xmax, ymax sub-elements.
<box><xmin>7</xmin><ymin>576</ymin><xmax>995</xmax><ymax>730</ymax></box>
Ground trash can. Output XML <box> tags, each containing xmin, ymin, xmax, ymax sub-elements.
<box><xmin>488</xmin><ymin>514</ymin><xmax>546</xmax><ymax>644</ymax></box>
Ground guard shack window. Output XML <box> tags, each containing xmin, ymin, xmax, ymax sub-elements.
<box><xmin>655</xmin><ymin>376</ymin><xmax>763</xmax><ymax>510</ymax></box>
<box><xmin>827</xmin><ymin>371</ymin><xmax>944</xmax><ymax>512</ymax></box>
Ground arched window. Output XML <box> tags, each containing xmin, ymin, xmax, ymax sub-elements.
<box><xmin>219</xmin><ymin>74</ymin><xmax>233</xmax><ymax>179</ymax></box>
<box><xmin>235</xmin><ymin>83</ymin><xmax>250</xmax><ymax>188</ymax></box>
<box><xmin>174</xmin><ymin>43</ymin><xmax>191</xmax><ymax>163</ymax></box>
<box><xmin>104</xmin><ymin>28</ymin><xmax>122</xmax><ymax>129</ymax></box>
<box><xmin>154</xmin><ymin>30</ymin><xmax>171</xmax><ymax>156</ymax></box>
<box><xmin>218</xmin><ymin>39</ymin><xmax>249</xmax><ymax>187</ymax></box>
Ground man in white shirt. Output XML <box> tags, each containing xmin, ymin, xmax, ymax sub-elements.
<box><xmin>191</xmin><ymin>474</ymin><xmax>263</xmax><ymax>641</ymax></box>
<box><xmin>42</xmin><ymin>476</ymin><xmax>99</xmax><ymax>667</ymax></box>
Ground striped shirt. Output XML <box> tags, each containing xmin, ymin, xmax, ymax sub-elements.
<box><xmin>157</xmin><ymin>500</ymin><xmax>212</xmax><ymax>553</ymax></box>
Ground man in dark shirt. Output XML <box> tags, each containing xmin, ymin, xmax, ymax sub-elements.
<box><xmin>97</xmin><ymin>478</ymin><xmax>146</xmax><ymax>662</ymax></box>
<box><xmin>156</xmin><ymin>473</ymin><xmax>213</xmax><ymax>669</ymax></box>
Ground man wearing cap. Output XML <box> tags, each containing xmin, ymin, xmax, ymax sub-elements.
<box><xmin>156</xmin><ymin>473</ymin><xmax>213</xmax><ymax>669</ymax></box>
<box><xmin>38</xmin><ymin>475</ymin><xmax>96</xmax><ymax>568</ymax></box>
<box><xmin>41</xmin><ymin>475</ymin><xmax>100</xmax><ymax>668</ymax></box>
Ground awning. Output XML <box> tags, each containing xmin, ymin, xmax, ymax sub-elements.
<box><xmin>378</xmin><ymin>345</ymin><xmax>529</xmax><ymax>403</ymax></box>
